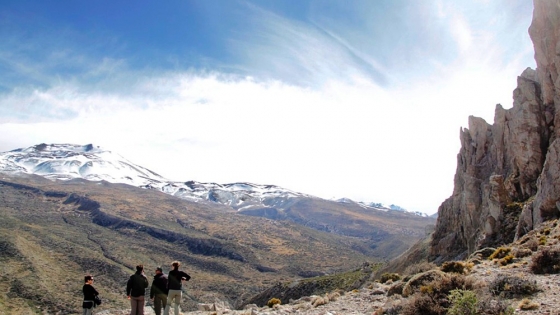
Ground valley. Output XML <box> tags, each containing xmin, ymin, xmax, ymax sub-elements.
<box><xmin>0</xmin><ymin>173</ymin><xmax>434</xmax><ymax>314</ymax></box>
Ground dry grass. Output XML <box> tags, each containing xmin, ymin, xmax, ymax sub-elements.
<box><xmin>0</xmin><ymin>175</ymin><xmax>397</xmax><ymax>313</ymax></box>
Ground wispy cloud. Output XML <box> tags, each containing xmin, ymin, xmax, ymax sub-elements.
<box><xmin>0</xmin><ymin>0</ymin><xmax>536</xmax><ymax>214</ymax></box>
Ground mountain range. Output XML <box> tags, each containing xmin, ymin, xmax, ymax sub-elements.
<box><xmin>0</xmin><ymin>142</ymin><xmax>427</xmax><ymax>217</ymax></box>
<box><xmin>0</xmin><ymin>142</ymin><xmax>435</xmax><ymax>313</ymax></box>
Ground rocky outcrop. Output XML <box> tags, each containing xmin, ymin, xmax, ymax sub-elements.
<box><xmin>431</xmin><ymin>0</ymin><xmax>560</xmax><ymax>263</ymax></box>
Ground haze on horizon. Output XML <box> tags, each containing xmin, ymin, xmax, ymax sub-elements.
<box><xmin>0</xmin><ymin>0</ymin><xmax>535</xmax><ymax>215</ymax></box>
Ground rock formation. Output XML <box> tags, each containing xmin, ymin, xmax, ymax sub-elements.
<box><xmin>430</xmin><ymin>0</ymin><xmax>560</xmax><ymax>263</ymax></box>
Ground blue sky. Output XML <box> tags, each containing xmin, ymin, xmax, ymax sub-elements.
<box><xmin>0</xmin><ymin>0</ymin><xmax>535</xmax><ymax>214</ymax></box>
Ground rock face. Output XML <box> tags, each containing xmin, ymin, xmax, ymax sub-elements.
<box><xmin>430</xmin><ymin>0</ymin><xmax>560</xmax><ymax>263</ymax></box>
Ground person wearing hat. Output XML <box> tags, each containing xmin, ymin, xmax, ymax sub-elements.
<box><xmin>150</xmin><ymin>267</ymin><xmax>168</xmax><ymax>315</ymax></box>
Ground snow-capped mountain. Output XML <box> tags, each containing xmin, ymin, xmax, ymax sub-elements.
<box><xmin>0</xmin><ymin>143</ymin><xmax>420</xmax><ymax>215</ymax></box>
<box><xmin>334</xmin><ymin>198</ymin><xmax>430</xmax><ymax>217</ymax></box>
<box><xmin>0</xmin><ymin>143</ymin><xmax>168</xmax><ymax>186</ymax></box>
<box><xmin>0</xmin><ymin>143</ymin><xmax>308</xmax><ymax>211</ymax></box>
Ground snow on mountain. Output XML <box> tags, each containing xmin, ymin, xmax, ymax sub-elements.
<box><xmin>0</xmin><ymin>143</ymin><xmax>425</xmax><ymax>216</ymax></box>
<box><xmin>0</xmin><ymin>143</ymin><xmax>168</xmax><ymax>186</ymax></box>
<box><xmin>334</xmin><ymin>198</ymin><xmax>429</xmax><ymax>217</ymax></box>
<box><xmin>0</xmin><ymin>143</ymin><xmax>306</xmax><ymax>211</ymax></box>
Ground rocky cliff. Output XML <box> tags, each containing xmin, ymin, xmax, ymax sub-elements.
<box><xmin>430</xmin><ymin>0</ymin><xmax>560</xmax><ymax>263</ymax></box>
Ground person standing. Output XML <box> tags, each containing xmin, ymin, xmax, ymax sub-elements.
<box><xmin>127</xmin><ymin>264</ymin><xmax>149</xmax><ymax>315</ymax></box>
<box><xmin>150</xmin><ymin>266</ymin><xmax>168</xmax><ymax>315</ymax></box>
<box><xmin>82</xmin><ymin>275</ymin><xmax>99</xmax><ymax>315</ymax></box>
<box><xmin>163</xmin><ymin>261</ymin><xmax>191</xmax><ymax>315</ymax></box>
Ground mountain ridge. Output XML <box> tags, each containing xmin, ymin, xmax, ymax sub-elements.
<box><xmin>0</xmin><ymin>142</ymin><xmax>426</xmax><ymax>217</ymax></box>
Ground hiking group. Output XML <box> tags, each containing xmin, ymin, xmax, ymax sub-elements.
<box><xmin>82</xmin><ymin>260</ymin><xmax>191</xmax><ymax>315</ymax></box>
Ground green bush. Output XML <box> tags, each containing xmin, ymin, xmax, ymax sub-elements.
<box><xmin>447</xmin><ymin>289</ymin><xmax>477</xmax><ymax>315</ymax></box>
<box><xmin>267</xmin><ymin>298</ymin><xmax>281</xmax><ymax>308</ymax></box>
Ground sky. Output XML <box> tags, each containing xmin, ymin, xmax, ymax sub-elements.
<box><xmin>0</xmin><ymin>0</ymin><xmax>536</xmax><ymax>215</ymax></box>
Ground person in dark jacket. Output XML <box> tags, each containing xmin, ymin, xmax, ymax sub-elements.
<box><xmin>82</xmin><ymin>275</ymin><xmax>99</xmax><ymax>315</ymax></box>
<box><xmin>163</xmin><ymin>261</ymin><xmax>191</xmax><ymax>315</ymax></box>
<box><xmin>127</xmin><ymin>264</ymin><xmax>149</xmax><ymax>315</ymax></box>
<box><xmin>150</xmin><ymin>266</ymin><xmax>168</xmax><ymax>315</ymax></box>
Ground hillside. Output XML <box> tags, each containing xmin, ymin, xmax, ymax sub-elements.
<box><xmin>0</xmin><ymin>143</ymin><xmax>434</xmax><ymax>257</ymax></box>
<box><xmin>0</xmin><ymin>172</ymin><xmax>432</xmax><ymax>314</ymax></box>
<box><xmin>77</xmin><ymin>218</ymin><xmax>560</xmax><ymax>314</ymax></box>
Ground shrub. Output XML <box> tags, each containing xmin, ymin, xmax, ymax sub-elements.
<box><xmin>518</xmin><ymin>298</ymin><xmax>539</xmax><ymax>310</ymax></box>
<box><xmin>447</xmin><ymin>289</ymin><xmax>477</xmax><ymax>315</ymax></box>
<box><xmin>476</xmin><ymin>295</ymin><xmax>515</xmax><ymax>315</ymax></box>
<box><xmin>513</xmin><ymin>247</ymin><xmax>533</xmax><ymax>258</ymax></box>
<box><xmin>380</xmin><ymin>273</ymin><xmax>401</xmax><ymax>283</ymax></box>
<box><xmin>539</xmin><ymin>235</ymin><xmax>547</xmax><ymax>246</ymax></box>
<box><xmin>523</xmin><ymin>238</ymin><xmax>539</xmax><ymax>251</ymax></box>
<box><xmin>384</xmin><ymin>305</ymin><xmax>403</xmax><ymax>315</ymax></box>
<box><xmin>311</xmin><ymin>296</ymin><xmax>326</xmax><ymax>307</ymax></box>
<box><xmin>488</xmin><ymin>247</ymin><xmax>511</xmax><ymax>260</ymax></box>
<box><xmin>267</xmin><ymin>298</ymin><xmax>281</xmax><ymax>308</ymax></box>
<box><xmin>469</xmin><ymin>247</ymin><xmax>496</xmax><ymax>260</ymax></box>
<box><xmin>441</xmin><ymin>261</ymin><xmax>473</xmax><ymax>274</ymax></box>
<box><xmin>489</xmin><ymin>274</ymin><xmax>539</xmax><ymax>298</ymax></box>
<box><xmin>542</xmin><ymin>227</ymin><xmax>551</xmax><ymax>235</ymax></box>
<box><xmin>498</xmin><ymin>254</ymin><xmax>514</xmax><ymax>266</ymax></box>
<box><xmin>401</xmin><ymin>272</ymin><xmax>476</xmax><ymax>315</ymax></box>
<box><xmin>531</xmin><ymin>246</ymin><xmax>560</xmax><ymax>274</ymax></box>
<box><xmin>400</xmin><ymin>293</ymin><xmax>446</xmax><ymax>315</ymax></box>
<box><xmin>402</xmin><ymin>270</ymin><xmax>446</xmax><ymax>297</ymax></box>
<box><xmin>326</xmin><ymin>291</ymin><xmax>340</xmax><ymax>302</ymax></box>
<box><xmin>387</xmin><ymin>281</ymin><xmax>405</xmax><ymax>296</ymax></box>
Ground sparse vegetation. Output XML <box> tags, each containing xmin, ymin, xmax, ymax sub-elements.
<box><xmin>447</xmin><ymin>289</ymin><xmax>477</xmax><ymax>315</ymax></box>
<box><xmin>488</xmin><ymin>247</ymin><xmax>511</xmax><ymax>260</ymax></box>
<box><xmin>267</xmin><ymin>298</ymin><xmax>281</xmax><ymax>308</ymax></box>
<box><xmin>518</xmin><ymin>298</ymin><xmax>539</xmax><ymax>310</ymax></box>
<box><xmin>404</xmin><ymin>262</ymin><xmax>437</xmax><ymax>277</ymax></box>
<box><xmin>476</xmin><ymin>296</ymin><xmax>515</xmax><ymax>315</ymax></box>
<box><xmin>497</xmin><ymin>254</ymin><xmax>514</xmax><ymax>266</ymax></box>
<box><xmin>525</xmin><ymin>238</ymin><xmax>539</xmax><ymax>251</ymax></box>
<box><xmin>531</xmin><ymin>246</ymin><xmax>560</xmax><ymax>274</ymax></box>
<box><xmin>380</xmin><ymin>272</ymin><xmax>401</xmax><ymax>283</ymax></box>
<box><xmin>513</xmin><ymin>247</ymin><xmax>533</xmax><ymax>258</ymax></box>
<box><xmin>489</xmin><ymin>274</ymin><xmax>539</xmax><ymax>298</ymax></box>
<box><xmin>399</xmin><ymin>272</ymin><xmax>476</xmax><ymax>314</ymax></box>
<box><xmin>440</xmin><ymin>261</ymin><xmax>473</xmax><ymax>274</ymax></box>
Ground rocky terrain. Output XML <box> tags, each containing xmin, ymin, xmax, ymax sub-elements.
<box><xmin>431</xmin><ymin>0</ymin><xmax>560</xmax><ymax>264</ymax></box>
<box><xmin>6</xmin><ymin>0</ymin><xmax>560</xmax><ymax>314</ymax></box>
<box><xmin>95</xmin><ymin>219</ymin><xmax>560</xmax><ymax>315</ymax></box>
<box><xmin>0</xmin><ymin>173</ymin><xmax>432</xmax><ymax>314</ymax></box>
